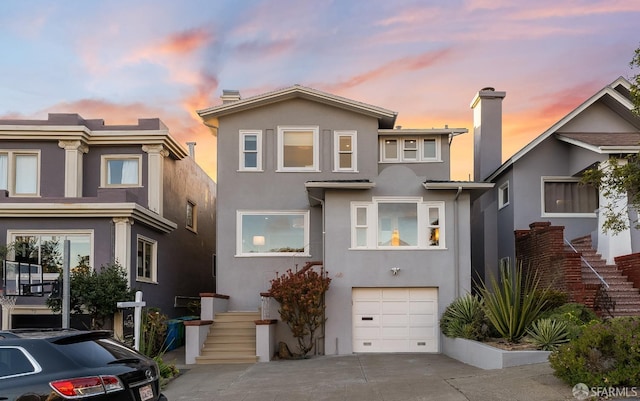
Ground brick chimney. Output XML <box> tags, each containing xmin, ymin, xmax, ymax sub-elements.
<box><xmin>470</xmin><ymin>87</ymin><xmax>506</xmax><ymax>182</ymax></box>
<box><xmin>221</xmin><ymin>90</ymin><xmax>241</xmax><ymax>104</ymax></box>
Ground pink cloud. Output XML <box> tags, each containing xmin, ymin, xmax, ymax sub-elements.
<box><xmin>319</xmin><ymin>48</ymin><xmax>454</xmax><ymax>92</ymax></box>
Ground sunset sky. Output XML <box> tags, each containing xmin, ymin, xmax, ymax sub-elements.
<box><xmin>1</xmin><ymin>1</ymin><xmax>639</xmax><ymax>180</ymax></box>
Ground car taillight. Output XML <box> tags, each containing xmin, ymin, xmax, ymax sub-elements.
<box><xmin>50</xmin><ymin>375</ymin><xmax>124</xmax><ymax>397</ymax></box>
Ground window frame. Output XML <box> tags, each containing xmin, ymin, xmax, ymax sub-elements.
<box><xmin>239</xmin><ymin>130</ymin><xmax>263</xmax><ymax>171</ymax></box>
<box><xmin>277</xmin><ymin>126</ymin><xmax>320</xmax><ymax>172</ymax></box>
<box><xmin>136</xmin><ymin>235</ymin><xmax>157</xmax><ymax>283</ymax></box>
<box><xmin>379</xmin><ymin>136</ymin><xmax>441</xmax><ymax>163</ymax></box>
<box><xmin>0</xmin><ymin>346</ymin><xmax>41</xmax><ymax>379</ymax></box>
<box><xmin>541</xmin><ymin>176</ymin><xmax>598</xmax><ymax>218</ymax></box>
<box><xmin>236</xmin><ymin>210</ymin><xmax>310</xmax><ymax>257</ymax></box>
<box><xmin>333</xmin><ymin>130</ymin><xmax>357</xmax><ymax>172</ymax></box>
<box><xmin>0</xmin><ymin>150</ymin><xmax>41</xmax><ymax>197</ymax></box>
<box><xmin>7</xmin><ymin>229</ymin><xmax>95</xmax><ymax>268</ymax></box>
<box><xmin>350</xmin><ymin>197</ymin><xmax>445</xmax><ymax>250</ymax></box>
<box><xmin>186</xmin><ymin>200</ymin><xmax>197</xmax><ymax>232</ymax></box>
<box><xmin>498</xmin><ymin>181</ymin><xmax>510</xmax><ymax>209</ymax></box>
<box><xmin>100</xmin><ymin>154</ymin><xmax>142</xmax><ymax>188</ymax></box>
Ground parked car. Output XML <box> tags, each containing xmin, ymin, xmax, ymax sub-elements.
<box><xmin>0</xmin><ymin>328</ymin><xmax>167</xmax><ymax>401</ymax></box>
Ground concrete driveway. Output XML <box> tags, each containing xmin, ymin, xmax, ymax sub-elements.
<box><xmin>162</xmin><ymin>352</ymin><xmax>575</xmax><ymax>401</ymax></box>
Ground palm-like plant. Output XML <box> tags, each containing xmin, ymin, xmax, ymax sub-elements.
<box><xmin>527</xmin><ymin>318</ymin><xmax>570</xmax><ymax>350</ymax></box>
<box><xmin>478</xmin><ymin>263</ymin><xmax>548</xmax><ymax>342</ymax></box>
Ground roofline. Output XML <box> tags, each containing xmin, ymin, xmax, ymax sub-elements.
<box><xmin>0</xmin><ymin>203</ymin><xmax>177</xmax><ymax>233</ymax></box>
<box><xmin>556</xmin><ymin>135</ymin><xmax>640</xmax><ymax>154</ymax></box>
<box><xmin>422</xmin><ymin>182</ymin><xmax>495</xmax><ymax>190</ymax></box>
<box><xmin>305</xmin><ymin>181</ymin><xmax>376</xmax><ymax>190</ymax></box>
<box><xmin>487</xmin><ymin>77</ymin><xmax>635</xmax><ymax>181</ymax></box>
<box><xmin>197</xmin><ymin>85</ymin><xmax>398</xmax><ymax>128</ymax></box>
<box><xmin>0</xmin><ymin>125</ymin><xmax>188</xmax><ymax>159</ymax></box>
<box><xmin>378</xmin><ymin>128</ymin><xmax>468</xmax><ymax>135</ymax></box>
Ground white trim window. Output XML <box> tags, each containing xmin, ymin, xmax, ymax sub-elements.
<box><xmin>277</xmin><ymin>126</ymin><xmax>319</xmax><ymax>172</ymax></box>
<box><xmin>334</xmin><ymin>130</ymin><xmax>357</xmax><ymax>172</ymax></box>
<box><xmin>350</xmin><ymin>198</ymin><xmax>445</xmax><ymax>249</ymax></box>
<box><xmin>542</xmin><ymin>177</ymin><xmax>598</xmax><ymax>217</ymax></box>
<box><xmin>237</xmin><ymin>210</ymin><xmax>309</xmax><ymax>256</ymax></box>
<box><xmin>101</xmin><ymin>154</ymin><xmax>142</xmax><ymax>187</ymax></box>
<box><xmin>498</xmin><ymin>181</ymin><xmax>510</xmax><ymax>209</ymax></box>
<box><xmin>380</xmin><ymin>137</ymin><xmax>441</xmax><ymax>163</ymax></box>
<box><xmin>136</xmin><ymin>235</ymin><xmax>157</xmax><ymax>283</ymax></box>
<box><xmin>239</xmin><ymin>130</ymin><xmax>262</xmax><ymax>171</ymax></box>
<box><xmin>0</xmin><ymin>150</ymin><xmax>40</xmax><ymax>196</ymax></box>
<box><xmin>7</xmin><ymin>230</ymin><xmax>93</xmax><ymax>271</ymax></box>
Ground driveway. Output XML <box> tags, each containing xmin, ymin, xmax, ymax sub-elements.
<box><xmin>162</xmin><ymin>353</ymin><xmax>575</xmax><ymax>401</ymax></box>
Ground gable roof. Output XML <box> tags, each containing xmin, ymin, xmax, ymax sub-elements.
<box><xmin>197</xmin><ymin>84</ymin><xmax>398</xmax><ymax>129</ymax></box>
<box><xmin>556</xmin><ymin>132</ymin><xmax>640</xmax><ymax>153</ymax></box>
<box><xmin>487</xmin><ymin>77</ymin><xmax>638</xmax><ymax>181</ymax></box>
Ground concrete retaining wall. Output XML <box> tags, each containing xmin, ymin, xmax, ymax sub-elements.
<box><xmin>442</xmin><ymin>336</ymin><xmax>550</xmax><ymax>369</ymax></box>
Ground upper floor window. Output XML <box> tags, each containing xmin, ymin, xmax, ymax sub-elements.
<box><xmin>351</xmin><ymin>198</ymin><xmax>445</xmax><ymax>249</ymax></box>
<box><xmin>542</xmin><ymin>177</ymin><xmax>598</xmax><ymax>217</ymax></box>
<box><xmin>379</xmin><ymin>137</ymin><xmax>441</xmax><ymax>163</ymax></box>
<box><xmin>0</xmin><ymin>150</ymin><xmax>40</xmax><ymax>196</ymax></box>
<box><xmin>334</xmin><ymin>131</ymin><xmax>357</xmax><ymax>172</ymax></box>
<box><xmin>498</xmin><ymin>181</ymin><xmax>509</xmax><ymax>209</ymax></box>
<box><xmin>137</xmin><ymin>235</ymin><xmax>157</xmax><ymax>283</ymax></box>
<box><xmin>101</xmin><ymin>155</ymin><xmax>142</xmax><ymax>187</ymax></box>
<box><xmin>239</xmin><ymin>130</ymin><xmax>262</xmax><ymax>171</ymax></box>
<box><xmin>186</xmin><ymin>200</ymin><xmax>197</xmax><ymax>231</ymax></box>
<box><xmin>237</xmin><ymin>210</ymin><xmax>309</xmax><ymax>256</ymax></box>
<box><xmin>277</xmin><ymin>126</ymin><xmax>319</xmax><ymax>172</ymax></box>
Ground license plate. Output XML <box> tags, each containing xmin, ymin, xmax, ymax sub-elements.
<box><xmin>139</xmin><ymin>384</ymin><xmax>154</xmax><ymax>401</ymax></box>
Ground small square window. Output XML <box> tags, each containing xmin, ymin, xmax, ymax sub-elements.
<box><xmin>101</xmin><ymin>155</ymin><xmax>141</xmax><ymax>187</ymax></box>
<box><xmin>277</xmin><ymin>126</ymin><xmax>319</xmax><ymax>171</ymax></box>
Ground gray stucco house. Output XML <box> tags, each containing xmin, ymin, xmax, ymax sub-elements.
<box><xmin>0</xmin><ymin>114</ymin><xmax>216</xmax><ymax>329</ymax></box>
<box><xmin>198</xmin><ymin>86</ymin><xmax>491</xmax><ymax>355</ymax></box>
<box><xmin>472</xmin><ymin>77</ymin><xmax>640</xmax><ymax>297</ymax></box>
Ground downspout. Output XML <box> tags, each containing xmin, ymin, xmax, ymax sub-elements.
<box><xmin>454</xmin><ymin>186</ymin><xmax>463</xmax><ymax>298</ymax></box>
<box><xmin>307</xmin><ymin>193</ymin><xmax>327</xmax><ymax>355</ymax></box>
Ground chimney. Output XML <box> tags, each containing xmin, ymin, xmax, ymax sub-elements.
<box><xmin>221</xmin><ymin>90</ymin><xmax>241</xmax><ymax>104</ymax></box>
<box><xmin>470</xmin><ymin>87</ymin><xmax>506</xmax><ymax>182</ymax></box>
<box><xmin>186</xmin><ymin>142</ymin><xmax>196</xmax><ymax>159</ymax></box>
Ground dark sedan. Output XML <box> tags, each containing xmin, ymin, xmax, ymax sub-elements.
<box><xmin>0</xmin><ymin>328</ymin><xmax>167</xmax><ymax>401</ymax></box>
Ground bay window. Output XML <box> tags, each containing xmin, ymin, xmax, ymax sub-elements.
<box><xmin>351</xmin><ymin>198</ymin><xmax>444</xmax><ymax>249</ymax></box>
<box><xmin>101</xmin><ymin>155</ymin><xmax>142</xmax><ymax>187</ymax></box>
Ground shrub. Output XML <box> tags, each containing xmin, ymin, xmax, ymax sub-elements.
<box><xmin>477</xmin><ymin>263</ymin><xmax>549</xmax><ymax>342</ymax></box>
<box><xmin>537</xmin><ymin>289</ymin><xmax>569</xmax><ymax>311</ymax></box>
<box><xmin>539</xmin><ymin>302</ymin><xmax>599</xmax><ymax>339</ymax></box>
<box><xmin>549</xmin><ymin>317</ymin><xmax>640</xmax><ymax>387</ymax></box>
<box><xmin>526</xmin><ymin>318</ymin><xmax>570</xmax><ymax>350</ymax></box>
<box><xmin>270</xmin><ymin>267</ymin><xmax>331</xmax><ymax>356</ymax></box>
<box><xmin>440</xmin><ymin>293</ymin><xmax>488</xmax><ymax>341</ymax></box>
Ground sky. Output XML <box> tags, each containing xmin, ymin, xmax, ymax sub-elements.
<box><xmin>1</xmin><ymin>0</ymin><xmax>639</xmax><ymax>181</ymax></box>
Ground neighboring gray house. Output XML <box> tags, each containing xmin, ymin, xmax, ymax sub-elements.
<box><xmin>198</xmin><ymin>85</ymin><xmax>490</xmax><ymax>355</ymax></box>
<box><xmin>472</xmin><ymin>77</ymin><xmax>640</xmax><ymax>283</ymax></box>
<box><xmin>0</xmin><ymin>114</ymin><xmax>216</xmax><ymax>329</ymax></box>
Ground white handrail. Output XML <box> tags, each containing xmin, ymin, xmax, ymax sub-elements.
<box><xmin>565</xmin><ymin>238</ymin><xmax>609</xmax><ymax>289</ymax></box>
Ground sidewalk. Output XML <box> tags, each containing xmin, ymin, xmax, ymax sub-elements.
<box><xmin>160</xmin><ymin>347</ymin><xmax>575</xmax><ymax>401</ymax></box>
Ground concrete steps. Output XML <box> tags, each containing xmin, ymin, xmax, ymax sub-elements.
<box><xmin>195</xmin><ymin>311</ymin><xmax>260</xmax><ymax>365</ymax></box>
<box><xmin>570</xmin><ymin>236</ymin><xmax>640</xmax><ymax>317</ymax></box>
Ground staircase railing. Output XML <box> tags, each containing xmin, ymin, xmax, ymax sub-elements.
<box><xmin>564</xmin><ymin>238</ymin><xmax>609</xmax><ymax>289</ymax></box>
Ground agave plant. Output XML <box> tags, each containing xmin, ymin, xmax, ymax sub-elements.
<box><xmin>527</xmin><ymin>318</ymin><xmax>570</xmax><ymax>351</ymax></box>
<box><xmin>440</xmin><ymin>293</ymin><xmax>487</xmax><ymax>340</ymax></box>
<box><xmin>477</xmin><ymin>263</ymin><xmax>549</xmax><ymax>343</ymax></box>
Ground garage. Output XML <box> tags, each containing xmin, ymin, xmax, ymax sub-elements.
<box><xmin>352</xmin><ymin>287</ymin><xmax>438</xmax><ymax>353</ymax></box>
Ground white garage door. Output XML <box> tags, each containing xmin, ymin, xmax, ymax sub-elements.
<box><xmin>352</xmin><ymin>287</ymin><xmax>438</xmax><ymax>353</ymax></box>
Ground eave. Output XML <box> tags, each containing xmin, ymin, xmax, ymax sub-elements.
<box><xmin>197</xmin><ymin>85</ymin><xmax>398</xmax><ymax>129</ymax></box>
<box><xmin>0</xmin><ymin>203</ymin><xmax>177</xmax><ymax>233</ymax></box>
<box><xmin>305</xmin><ymin>180</ymin><xmax>376</xmax><ymax>206</ymax></box>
